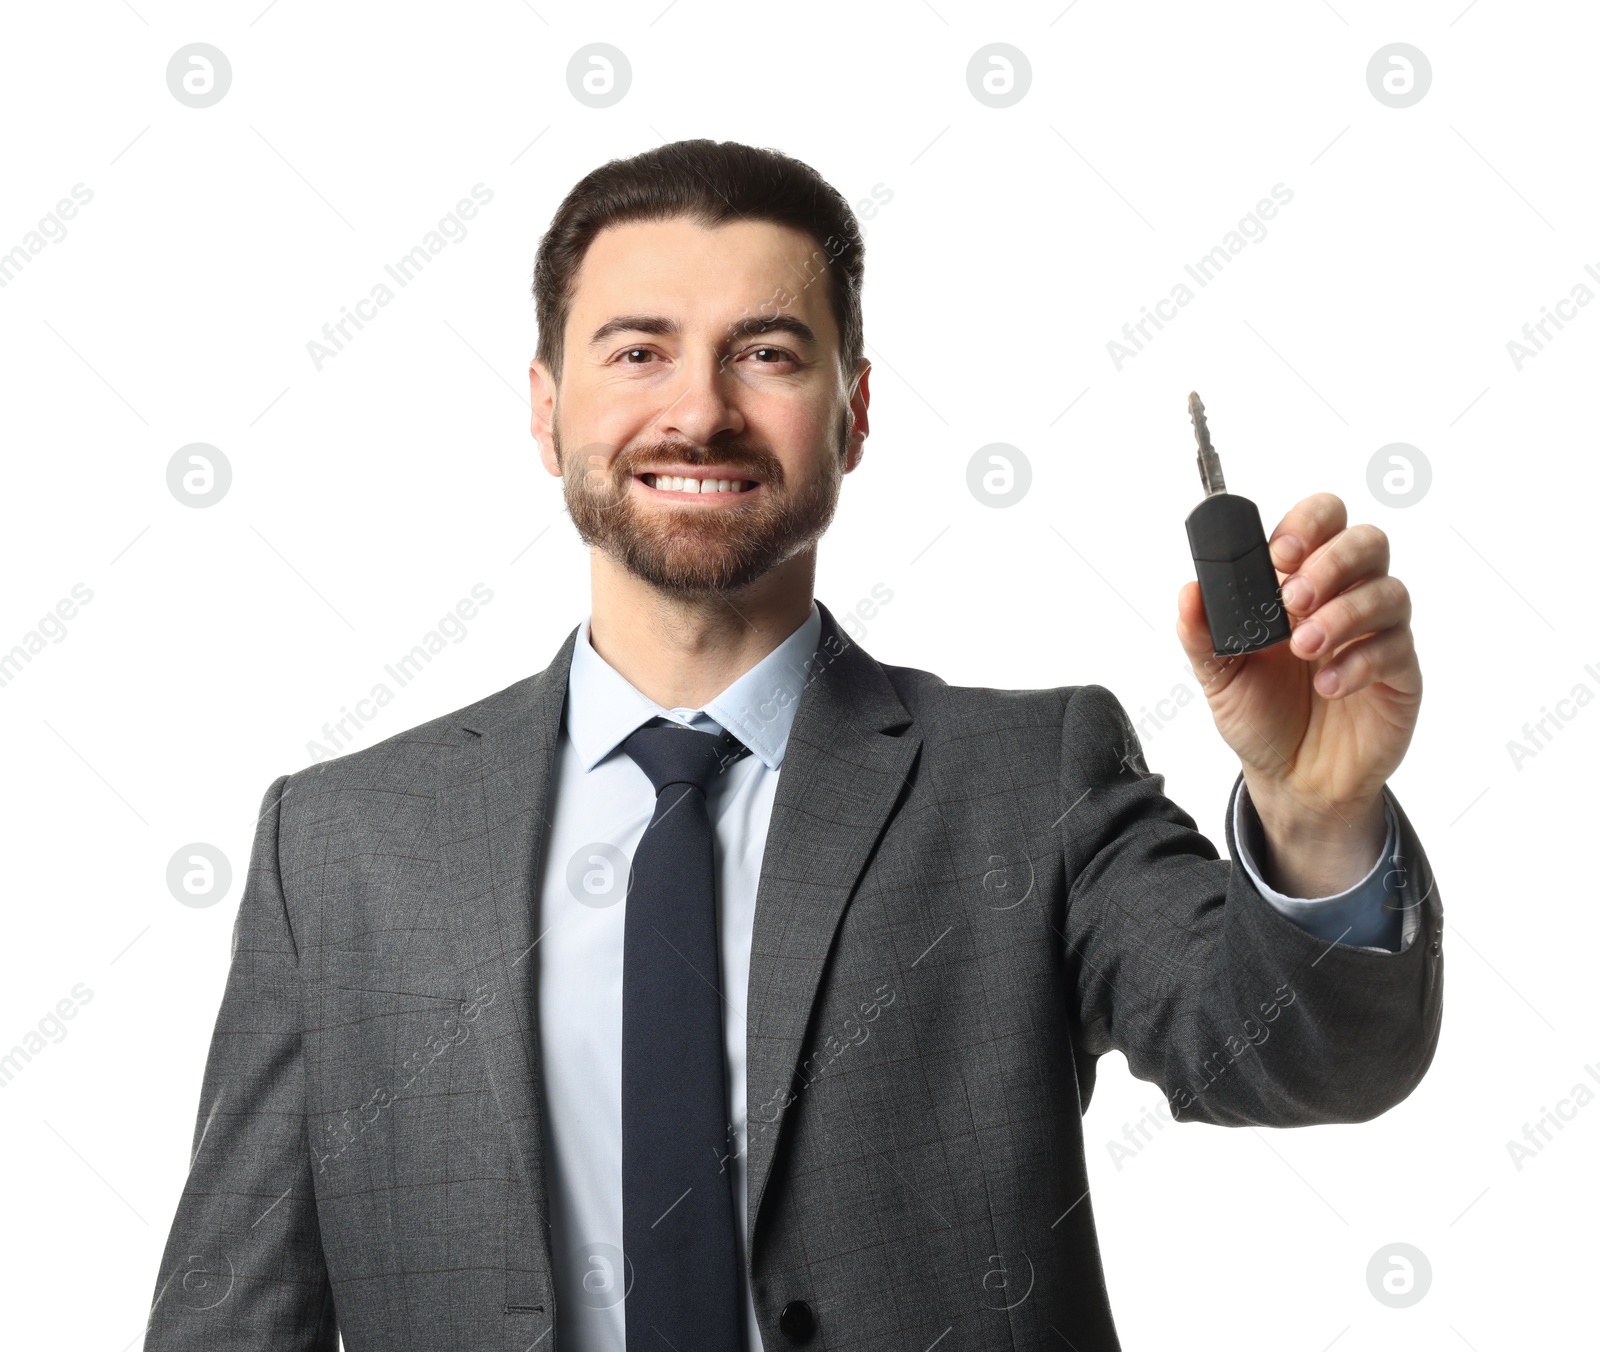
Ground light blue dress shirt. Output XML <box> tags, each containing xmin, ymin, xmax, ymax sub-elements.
<box><xmin>535</xmin><ymin>600</ymin><xmax>1404</xmax><ymax>1350</ymax></box>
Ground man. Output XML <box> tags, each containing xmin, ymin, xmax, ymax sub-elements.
<box><xmin>144</xmin><ymin>139</ymin><xmax>1440</xmax><ymax>1351</ymax></box>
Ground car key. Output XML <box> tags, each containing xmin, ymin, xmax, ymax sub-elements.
<box><xmin>1184</xmin><ymin>391</ymin><xmax>1293</xmax><ymax>659</ymax></box>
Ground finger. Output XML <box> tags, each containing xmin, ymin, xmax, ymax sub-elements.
<box><xmin>1175</xmin><ymin>581</ymin><xmax>1212</xmax><ymax>668</ymax></box>
<box><xmin>1310</xmin><ymin>624</ymin><xmax>1421</xmax><ymax>700</ymax></box>
<box><xmin>1280</xmin><ymin>523</ymin><xmax>1391</xmax><ymax>617</ymax></box>
<box><xmin>1268</xmin><ymin>492</ymin><xmax>1347</xmax><ymax>575</ymax></box>
<box><xmin>1290</xmin><ymin>573</ymin><xmax>1412</xmax><ymax>661</ymax></box>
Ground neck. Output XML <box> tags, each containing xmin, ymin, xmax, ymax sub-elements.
<box><xmin>586</xmin><ymin>549</ymin><xmax>816</xmax><ymax>710</ymax></box>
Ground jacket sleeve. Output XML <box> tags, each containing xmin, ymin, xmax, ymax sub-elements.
<box><xmin>1057</xmin><ymin>684</ymin><xmax>1444</xmax><ymax>1127</ymax></box>
<box><xmin>143</xmin><ymin>773</ymin><xmax>339</xmax><ymax>1349</ymax></box>
<box><xmin>1231</xmin><ymin>779</ymin><xmax>1406</xmax><ymax>951</ymax></box>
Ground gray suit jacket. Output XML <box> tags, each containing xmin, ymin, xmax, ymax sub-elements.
<box><xmin>144</xmin><ymin>599</ymin><xmax>1443</xmax><ymax>1351</ymax></box>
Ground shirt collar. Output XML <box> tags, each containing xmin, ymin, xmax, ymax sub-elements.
<box><xmin>565</xmin><ymin>600</ymin><xmax>823</xmax><ymax>773</ymax></box>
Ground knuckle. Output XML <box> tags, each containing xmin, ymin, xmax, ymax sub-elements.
<box><xmin>1321</xmin><ymin>595</ymin><xmax>1356</xmax><ymax>637</ymax></box>
<box><xmin>1338</xmin><ymin>644</ymin><xmax>1370</xmax><ymax>685</ymax></box>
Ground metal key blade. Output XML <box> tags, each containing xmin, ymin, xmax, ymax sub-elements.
<box><xmin>1188</xmin><ymin>390</ymin><xmax>1227</xmax><ymax>497</ymax></box>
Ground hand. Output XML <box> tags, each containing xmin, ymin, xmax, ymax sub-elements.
<box><xmin>1175</xmin><ymin>493</ymin><xmax>1422</xmax><ymax>884</ymax></box>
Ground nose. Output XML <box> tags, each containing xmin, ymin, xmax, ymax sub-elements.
<box><xmin>651</xmin><ymin>351</ymin><xmax>745</xmax><ymax>447</ymax></box>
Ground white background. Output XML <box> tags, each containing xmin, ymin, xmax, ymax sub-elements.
<box><xmin>1</xmin><ymin>1</ymin><xmax>1594</xmax><ymax>1347</ymax></box>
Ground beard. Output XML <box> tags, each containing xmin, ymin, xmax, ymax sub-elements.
<box><xmin>554</xmin><ymin>413</ymin><xmax>849</xmax><ymax>598</ymax></box>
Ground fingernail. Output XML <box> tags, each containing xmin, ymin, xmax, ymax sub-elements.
<box><xmin>1281</xmin><ymin>577</ymin><xmax>1312</xmax><ymax>611</ymax></box>
<box><xmin>1272</xmin><ymin>535</ymin><xmax>1303</xmax><ymax>567</ymax></box>
<box><xmin>1294</xmin><ymin>621</ymin><xmax>1325</xmax><ymax>654</ymax></box>
<box><xmin>1314</xmin><ymin>667</ymin><xmax>1340</xmax><ymax>695</ymax></box>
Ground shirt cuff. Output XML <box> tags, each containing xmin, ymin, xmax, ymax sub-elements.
<box><xmin>1230</xmin><ymin>777</ymin><xmax>1411</xmax><ymax>954</ymax></box>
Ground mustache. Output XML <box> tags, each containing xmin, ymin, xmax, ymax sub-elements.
<box><xmin>614</xmin><ymin>441</ymin><xmax>783</xmax><ymax>483</ymax></box>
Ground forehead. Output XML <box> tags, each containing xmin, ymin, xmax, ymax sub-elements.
<box><xmin>568</xmin><ymin>215</ymin><xmax>837</xmax><ymax>342</ymax></box>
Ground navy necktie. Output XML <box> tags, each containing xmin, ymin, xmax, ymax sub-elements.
<box><xmin>620</xmin><ymin>719</ymin><xmax>749</xmax><ymax>1352</ymax></box>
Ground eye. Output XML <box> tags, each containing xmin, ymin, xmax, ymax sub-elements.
<box><xmin>742</xmin><ymin>346</ymin><xmax>797</xmax><ymax>367</ymax></box>
<box><xmin>617</xmin><ymin>347</ymin><xmax>657</xmax><ymax>365</ymax></box>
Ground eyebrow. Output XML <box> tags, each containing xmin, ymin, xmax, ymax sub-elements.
<box><xmin>587</xmin><ymin>312</ymin><xmax>819</xmax><ymax>349</ymax></box>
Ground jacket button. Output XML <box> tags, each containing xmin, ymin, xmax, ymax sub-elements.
<box><xmin>779</xmin><ymin>1299</ymin><xmax>816</xmax><ymax>1343</ymax></box>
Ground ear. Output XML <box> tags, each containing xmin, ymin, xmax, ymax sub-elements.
<box><xmin>529</xmin><ymin>358</ymin><xmax>559</xmax><ymax>477</ymax></box>
<box><xmin>842</xmin><ymin>359</ymin><xmax>871</xmax><ymax>474</ymax></box>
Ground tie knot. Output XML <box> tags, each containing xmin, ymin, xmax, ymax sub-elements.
<box><xmin>621</xmin><ymin>721</ymin><xmax>747</xmax><ymax>797</ymax></box>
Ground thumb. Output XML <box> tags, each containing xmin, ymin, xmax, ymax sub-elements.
<box><xmin>1175</xmin><ymin>581</ymin><xmax>1239</xmax><ymax>698</ymax></box>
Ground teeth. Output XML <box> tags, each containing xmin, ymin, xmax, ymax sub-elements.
<box><xmin>642</xmin><ymin>473</ymin><xmax>753</xmax><ymax>493</ymax></box>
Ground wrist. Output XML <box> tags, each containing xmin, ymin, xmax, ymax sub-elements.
<box><xmin>1242</xmin><ymin>778</ymin><xmax>1388</xmax><ymax>897</ymax></box>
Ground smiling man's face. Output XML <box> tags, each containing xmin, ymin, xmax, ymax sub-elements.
<box><xmin>530</xmin><ymin>215</ymin><xmax>869</xmax><ymax>598</ymax></box>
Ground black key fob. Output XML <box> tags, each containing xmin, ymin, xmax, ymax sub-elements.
<box><xmin>1185</xmin><ymin>392</ymin><xmax>1292</xmax><ymax>659</ymax></box>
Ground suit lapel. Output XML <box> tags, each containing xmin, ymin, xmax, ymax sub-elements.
<box><xmin>743</xmin><ymin>601</ymin><xmax>921</xmax><ymax>1252</ymax></box>
<box><xmin>434</xmin><ymin>623</ymin><xmax>578</xmax><ymax>1296</ymax></box>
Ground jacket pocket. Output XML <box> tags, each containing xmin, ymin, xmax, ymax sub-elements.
<box><xmin>315</xmin><ymin>945</ymin><xmax>464</xmax><ymax>1002</ymax></box>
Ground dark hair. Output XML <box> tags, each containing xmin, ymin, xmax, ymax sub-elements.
<box><xmin>532</xmin><ymin>139</ymin><xmax>865</xmax><ymax>387</ymax></box>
